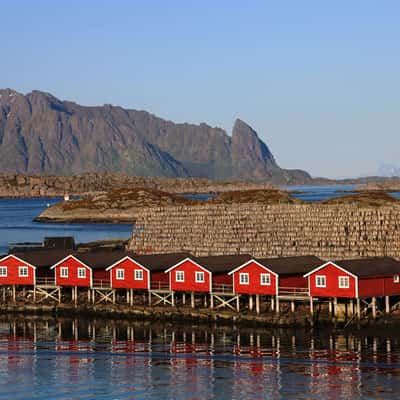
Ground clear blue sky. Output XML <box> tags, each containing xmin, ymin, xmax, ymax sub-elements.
<box><xmin>1</xmin><ymin>1</ymin><xmax>399</xmax><ymax>178</ymax></box>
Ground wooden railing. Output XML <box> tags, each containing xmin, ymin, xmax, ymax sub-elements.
<box><xmin>212</xmin><ymin>283</ymin><xmax>234</xmax><ymax>294</ymax></box>
<box><xmin>92</xmin><ymin>279</ymin><xmax>111</xmax><ymax>289</ymax></box>
<box><xmin>35</xmin><ymin>277</ymin><xmax>56</xmax><ymax>286</ymax></box>
<box><xmin>150</xmin><ymin>281</ymin><xmax>170</xmax><ymax>290</ymax></box>
<box><xmin>278</xmin><ymin>287</ymin><xmax>309</xmax><ymax>296</ymax></box>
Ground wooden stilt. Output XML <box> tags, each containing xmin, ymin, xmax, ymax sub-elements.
<box><xmin>236</xmin><ymin>296</ymin><xmax>240</xmax><ymax>312</ymax></box>
<box><xmin>148</xmin><ymin>291</ymin><xmax>152</xmax><ymax>305</ymax></box>
<box><xmin>204</xmin><ymin>295</ymin><xmax>207</xmax><ymax>307</ymax></box>
<box><xmin>291</xmin><ymin>300</ymin><xmax>295</xmax><ymax>313</ymax></box>
<box><xmin>74</xmin><ymin>286</ymin><xmax>78</xmax><ymax>306</ymax></box>
<box><xmin>349</xmin><ymin>299</ymin><xmax>353</xmax><ymax>316</ymax></box>
<box><xmin>210</xmin><ymin>294</ymin><xmax>214</xmax><ymax>308</ymax></box>
<box><xmin>126</xmin><ymin>289</ymin><xmax>130</xmax><ymax>304</ymax></box>
<box><xmin>310</xmin><ymin>297</ymin><xmax>314</xmax><ymax>316</ymax></box>
<box><xmin>12</xmin><ymin>285</ymin><xmax>16</xmax><ymax>303</ymax></box>
<box><xmin>2</xmin><ymin>287</ymin><xmax>5</xmax><ymax>302</ymax></box>
<box><xmin>372</xmin><ymin>296</ymin><xmax>377</xmax><ymax>319</ymax></box>
<box><xmin>171</xmin><ymin>291</ymin><xmax>175</xmax><ymax>306</ymax></box>
<box><xmin>130</xmin><ymin>289</ymin><xmax>133</xmax><ymax>306</ymax></box>
<box><xmin>182</xmin><ymin>293</ymin><xmax>186</xmax><ymax>305</ymax></box>
<box><xmin>33</xmin><ymin>286</ymin><xmax>36</xmax><ymax>303</ymax></box>
<box><xmin>385</xmin><ymin>296</ymin><xmax>390</xmax><ymax>314</ymax></box>
<box><xmin>190</xmin><ymin>292</ymin><xmax>195</xmax><ymax>308</ymax></box>
<box><xmin>256</xmin><ymin>294</ymin><xmax>260</xmax><ymax>314</ymax></box>
<box><xmin>356</xmin><ymin>298</ymin><xmax>361</xmax><ymax>319</ymax></box>
<box><xmin>328</xmin><ymin>300</ymin><xmax>333</xmax><ymax>315</ymax></box>
<box><xmin>271</xmin><ymin>296</ymin><xmax>275</xmax><ymax>311</ymax></box>
<box><xmin>275</xmin><ymin>295</ymin><xmax>279</xmax><ymax>314</ymax></box>
<box><xmin>112</xmin><ymin>290</ymin><xmax>116</xmax><ymax>304</ymax></box>
<box><xmin>249</xmin><ymin>295</ymin><xmax>253</xmax><ymax>311</ymax></box>
<box><xmin>333</xmin><ymin>297</ymin><xmax>337</xmax><ymax>317</ymax></box>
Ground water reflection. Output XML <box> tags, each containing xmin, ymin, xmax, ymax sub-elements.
<box><xmin>0</xmin><ymin>317</ymin><xmax>400</xmax><ymax>399</ymax></box>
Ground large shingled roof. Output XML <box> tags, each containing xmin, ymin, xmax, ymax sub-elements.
<box><xmin>333</xmin><ymin>257</ymin><xmax>400</xmax><ymax>277</ymax></box>
<box><xmin>256</xmin><ymin>255</ymin><xmax>324</xmax><ymax>275</ymax></box>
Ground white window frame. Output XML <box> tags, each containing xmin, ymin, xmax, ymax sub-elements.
<box><xmin>195</xmin><ymin>271</ymin><xmax>205</xmax><ymax>283</ymax></box>
<box><xmin>239</xmin><ymin>272</ymin><xmax>249</xmax><ymax>285</ymax></box>
<box><xmin>260</xmin><ymin>273</ymin><xmax>271</xmax><ymax>286</ymax></box>
<box><xmin>338</xmin><ymin>275</ymin><xmax>350</xmax><ymax>289</ymax></box>
<box><xmin>0</xmin><ymin>266</ymin><xmax>7</xmax><ymax>277</ymax></box>
<box><xmin>60</xmin><ymin>267</ymin><xmax>68</xmax><ymax>278</ymax></box>
<box><xmin>116</xmin><ymin>268</ymin><xmax>125</xmax><ymax>280</ymax></box>
<box><xmin>176</xmin><ymin>270</ymin><xmax>185</xmax><ymax>282</ymax></box>
<box><xmin>394</xmin><ymin>275</ymin><xmax>400</xmax><ymax>283</ymax></box>
<box><xmin>18</xmin><ymin>266</ymin><xmax>29</xmax><ymax>277</ymax></box>
<box><xmin>315</xmin><ymin>275</ymin><xmax>326</xmax><ymax>288</ymax></box>
<box><xmin>77</xmin><ymin>267</ymin><xmax>86</xmax><ymax>279</ymax></box>
<box><xmin>134</xmin><ymin>269</ymin><xmax>143</xmax><ymax>281</ymax></box>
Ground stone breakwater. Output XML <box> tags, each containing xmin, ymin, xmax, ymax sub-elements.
<box><xmin>128</xmin><ymin>203</ymin><xmax>400</xmax><ymax>259</ymax></box>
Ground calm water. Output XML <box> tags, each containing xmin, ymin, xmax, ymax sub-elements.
<box><xmin>0</xmin><ymin>198</ymin><xmax>133</xmax><ymax>254</ymax></box>
<box><xmin>0</xmin><ymin>317</ymin><xmax>399</xmax><ymax>399</ymax></box>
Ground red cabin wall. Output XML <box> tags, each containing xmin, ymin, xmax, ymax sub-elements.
<box><xmin>151</xmin><ymin>271</ymin><xmax>169</xmax><ymax>289</ymax></box>
<box><xmin>213</xmin><ymin>273</ymin><xmax>232</xmax><ymax>286</ymax></box>
<box><xmin>308</xmin><ymin>263</ymin><xmax>356</xmax><ymax>298</ymax></box>
<box><xmin>54</xmin><ymin>257</ymin><xmax>92</xmax><ymax>287</ymax></box>
<box><xmin>0</xmin><ymin>256</ymin><xmax>35</xmax><ymax>286</ymax></box>
<box><xmin>109</xmin><ymin>259</ymin><xmax>149</xmax><ymax>290</ymax></box>
<box><xmin>279</xmin><ymin>276</ymin><xmax>307</xmax><ymax>289</ymax></box>
<box><xmin>232</xmin><ymin>262</ymin><xmax>277</xmax><ymax>295</ymax></box>
<box><xmin>358</xmin><ymin>275</ymin><xmax>400</xmax><ymax>298</ymax></box>
<box><xmin>93</xmin><ymin>270</ymin><xmax>110</xmax><ymax>284</ymax></box>
<box><xmin>168</xmin><ymin>260</ymin><xmax>211</xmax><ymax>292</ymax></box>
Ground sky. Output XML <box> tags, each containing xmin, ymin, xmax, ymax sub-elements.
<box><xmin>1</xmin><ymin>1</ymin><xmax>399</xmax><ymax>178</ymax></box>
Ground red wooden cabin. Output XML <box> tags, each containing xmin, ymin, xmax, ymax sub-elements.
<box><xmin>195</xmin><ymin>254</ymin><xmax>252</xmax><ymax>292</ymax></box>
<box><xmin>228</xmin><ymin>259</ymin><xmax>278</xmax><ymax>295</ymax></box>
<box><xmin>304</xmin><ymin>257</ymin><xmax>400</xmax><ymax>299</ymax></box>
<box><xmin>165</xmin><ymin>258</ymin><xmax>212</xmax><ymax>292</ymax></box>
<box><xmin>257</xmin><ymin>256</ymin><xmax>323</xmax><ymax>294</ymax></box>
<box><xmin>50</xmin><ymin>255</ymin><xmax>92</xmax><ymax>287</ymax></box>
<box><xmin>0</xmin><ymin>255</ymin><xmax>36</xmax><ymax>286</ymax></box>
<box><xmin>106</xmin><ymin>256</ymin><xmax>150</xmax><ymax>290</ymax></box>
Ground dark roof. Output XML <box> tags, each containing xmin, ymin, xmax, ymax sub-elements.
<box><xmin>256</xmin><ymin>255</ymin><xmax>324</xmax><ymax>275</ymax></box>
<box><xmin>131</xmin><ymin>253</ymin><xmax>193</xmax><ymax>271</ymax></box>
<box><xmin>12</xmin><ymin>249</ymin><xmax>73</xmax><ymax>268</ymax></box>
<box><xmin>333</xmin><ymin>257</ymin><xmax>400</xmax><ymax>277</ymax></box>
<box><xmin>194</xmin><ymin>254</ymin><xmax>253</xmax><ymax>273</ymax></box>
<box><xmin>75</xmin><ymin>251</ymin><xmax>136</xmax><ymax>270</ymax></box>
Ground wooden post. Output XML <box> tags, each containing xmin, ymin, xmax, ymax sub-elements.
<box><xmin>2</xmin><ymin>287</ymin><xmax>5</xmax><ymax>303</ymax></box>
<box><xmin>328</xmin><ymin>300</ymin><xmax>332</xmax><ymax>315</ymax></box>
<box><xmin>148</xmin><ymin>291</ymin><xmax>152</xmax><ymax>306</ymax></box>
<box><xmin>210</xmin><ymin>294</ymin><xmax>214</xmax><ymax>309</ymax></box>
<box><xmin>310</xmin><ymin>297</ymin><xmax>314</xmax><ymax>316</ymax></box>
<box><xmin>171</xmin><ymin>292</ymin><xmax>175</xmax><ymax>306</ymax></box>
<box><xmin>59</xmin><ymin>287</ymin><xmax>62</xmax><ymax>303</ymax></box>
<box><xmin>372</xmin><ymin>297</ymin><xmax>376</xmax><ymax>319</ymax></box>
<box><xmin>182</xmin><ymin>293</ymin><xmax>186</xmax><ymax>305</ymax></box>
<box><xmin>256</xmin><ymin>295</ymin><xmax>260</xmax><ymax>315</ymax></box>
<box><xmin>74</xmin><ymin>287</ymin><xmax>78</xmax><ymax>306</ymax></box>
<box><xmin>12</xmin><ymin>285</ymin><xmax>16</xmax><ymax>303</ymax></box>
<box><xmin>275</xmin><ymin>295</ymin><xmax>279</xmax><ymax>314</ymax></box>
<box><xmin>333</xmin><ymin>297</ymin><xmax>337</xmax><ymax>317</ymax></box>
<box><xmin>112</xmin><ymin>289</ymin><xmax>116</xmax><ymax>304</ymax></box>
<box><xmin>236</xmin><ymin>296</ymin><xmax>240</xmax><ymax>312</ymax></box>
<box><xmin>130</xmin><ymin>289</ymin><xmax>133</xmax><ymax>306</ymax></box>
<box><xmin>385</xmin><ymin>296</ymin><xmax>390</xmax><ymax>314</ymax></box>
<box><xmin>271</xmin><ymin>296</ymin><xmax>275</xmax><ymax>311</ymax></box>
<box><xmin>356</xmin><ymin>298</ymin><xmax>361</xmax><ymax>319</ymax></box>
<box><xmin>204</xmin><ymin>295</ymin><xmax>207</xmax><ymax>307</ymax></box>
<box><xmin>349</xmin><ymin>299</ymin><xmax>353</xmax><ymax>317</ymax></box>
<box><xmin>249</xmin><ymin>295</ymin><xmax>253</xmax><ymax>311</ymax></box>
<box><xmin>33</xmin><ymin>286</ymin><xmax>36</xmax><ymax>303</ymax></box>
<box><xmin>191</xmin><ymin>292</ymin><xmax>195</xmax><ymax>308</ymax></box>
<box><xmin>291</xmin><ymin>300</ymin><xmax>295</xmax><ymax>313</ymax></box>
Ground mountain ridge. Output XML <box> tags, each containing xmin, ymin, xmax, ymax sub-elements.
<box><xmin>0</xmin><ymin>89</ymin><xmax>311</xmax><ymax>183</ymax></box>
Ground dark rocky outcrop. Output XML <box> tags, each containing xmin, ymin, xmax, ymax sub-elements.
<box><xmin>0</xmin><ymin>89</ymin><xmax>311</xmax><ymax>183</ymax></box>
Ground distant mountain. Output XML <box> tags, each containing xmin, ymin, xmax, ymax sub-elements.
<box><xmin>377</xmin><ymin>163</ymin><xmax>400</xmax><ymax>177</ymax></box>
<box><xmin>0</xmin><ymin>89</ymin><xmax>311</xmax><ymax>183</ymax></box>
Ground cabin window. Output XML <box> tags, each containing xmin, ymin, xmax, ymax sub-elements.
<box><xmin>394</xmin><ymin>275</ymin><xmax>400</xmax><ymax>283</ymax></box>
<box><xmin>315</xmin><ymin>275</ymin><xmax>326</xmax><ymax>288</ymax></box>
<box><xmin>239</xmin><ymin>273</ymin><xmax>249</xmax><ymax>285</ymax></box>
<box><xmin>0</xmin><ymin>267</ymin><xmax>7</xmax><ymax>277</ymax></box>
<box><xmin>176</xmin><ymin>271</ymin><xmax>185</xmax><ymax>282</ymax></box>
<box><xmin>116</xmin><ymin>269</ymin><xmax>125</xmax><ymax>280</ymax></box>
<box><xmin>18</xmin><ymin>266</ymin><xmax>29</xmax><ymax>277</ymax></box>
<box><xmin>338</xmin><ymin>276</ymin><xmax>350</xmax><ymax>289</ymax></box>
<box><xmin>134</xmin><ymin>269</ymin><xmax>143</xmax><ymax>280</ymax></box>
<box><xmin>78</xmin><ymin>268</ymin><xmax>86</xmax><ymax>278</ymax></box>
<box><xmin>195</xmin><ymin>271</ymin><xmax>205</xmax><ymax>283</ymax></box>
<box><xmin>260</xmin><ymin>273</ymin><xmax>271</xmax><ymax>286</ymax></box>
<box><xmin>60</xmin><ymin>267</ymin><xmax>68</xmax><ymax>278</ymax></box>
